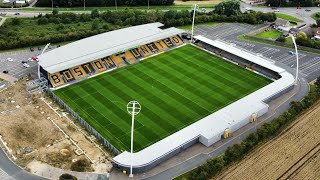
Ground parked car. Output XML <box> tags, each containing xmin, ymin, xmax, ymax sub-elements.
<box><xmin>289</xmin><ymin>51</ymin><xmax>295</xmax><ymax>55</ymax></box>
<box><xmin>14</xmin><ymin>12</ymin><xmax>20</xmax><ymax>15</ymax></box>
<box><xmin>2</xmin><ymin>70</ymin><xmax>8</xmax><ymax>74</ymax></box>
<box><xmin>30</xmin><ymin>47</ymin><xmax>34</xmax><ymax>52</ymax></box>
<box><xmin>7</xmin><ymin>58</ymin><xmax>13</xmax><ymax>62</ymax></box>
<box><xmin>32</xmin><ymin>56</ymin><xmax>38</xmax><ymax>62</ymax></box>
<box><xmin>274</xmin><ymin>9</ymin><xmax>280</xmax><ymax>12</ymax></box>
<box><xmin>305</xmin><ymin>9</ymin><xmax>311</xmax><ymax>11</ymax></box>
<box><xmin>245</xmin><ymin>7</ymin><xmax>252</xmax><ymax>11</ymax></box>
<box><xmin>22</xmin><ymin>63</ymin><xmax>30</xmax><ymax>68</ymax></box>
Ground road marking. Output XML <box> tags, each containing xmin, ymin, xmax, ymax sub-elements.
<box><xmin>0</xmin><ymin>168</ymin><xmax>10</xmax><ymax>180</ymax></box>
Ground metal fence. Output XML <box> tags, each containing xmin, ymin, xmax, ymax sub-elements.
<box><xmin>47</xmin><ymin>89</ymin><xmax>120</xmax><ymax>155</ymax></box>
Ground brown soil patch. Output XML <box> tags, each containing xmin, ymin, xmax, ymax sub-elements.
<box><xmin>0</xmin><ymin>80</ymin><xmax>112</xmax><ymax>172</ymax></box>
<box><xmin>216</xmin><ymin>102</ymin><xmax>320</xmax><ymax>180</ymax></box>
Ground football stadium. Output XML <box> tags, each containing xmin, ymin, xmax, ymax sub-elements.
<box><xmin>37</xmin><ymin>22</ymin><xmax>295</xmax><ymax>173</ymax></box>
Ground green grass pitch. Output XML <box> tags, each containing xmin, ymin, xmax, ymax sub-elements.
<box><xmin>54</xmin><ymin>45</ymin><xmax>272</xmax><ymax>152</ymax></box>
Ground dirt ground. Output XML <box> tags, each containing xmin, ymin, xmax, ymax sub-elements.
<box><xmin>216</xmin><ymin>102</ymin><xmax>320</xmax><ymax>180</ymax></box>
<box><xmin>174</xmin><ymin>0</ymin><xmax>221</xmax><ymax>5</ymax></box>
<box><xmin>0</xmin><ymin>79</ymin><xmax>112</xmax><ymax>172</ymax></box>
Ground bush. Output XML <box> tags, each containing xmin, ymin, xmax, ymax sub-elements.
<box><xmin>276</xmin><ymin>36</ymin><xmax>286</xmax><ymax>42</ymax></box>
<box><xmin>70</xmin><ymin>159</ymin><xmax>92</xmax><ymax>172</ymax></box>
<box><xmin>37</xmin><ymin>17</ymin><xmax>49</xmax><ymax>25</ymax></box>
<box><xmin>11</xmin><ymin>18</ymin><xmax>21</xmax><ymax>25</ymax></box>
<box><xmin>59</xmin><ymin>173</ymin><xmax>77</xmax><ymax>180</ymax></box>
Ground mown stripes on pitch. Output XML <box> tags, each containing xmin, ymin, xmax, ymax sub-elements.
<box><xmin>54</xmin><ymin>45</ymin><xmax>272</xmax><ymax>152</ymax></box>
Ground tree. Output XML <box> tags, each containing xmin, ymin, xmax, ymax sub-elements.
<box><xmin>52</xmin><ymin>9</ymin><xmax>59</xmax><ymax>15</ymax></box>
<box><xmin>276</xmin><ymin>36</ymin><xmax>286</xmax><ymax>42</ymax></box>
<box><xmin>214</xmin><ymin>0</ymin><xmax>240</xmax><ymax>16</ymax></box>
<box><xmin>91</xmin><ymin>19</ymin><xmax>100</xmax><ymax>30</ymax></box>
<box><xmin>296</xmin><ymin>32</ymin><xmax>308</xmax><ymax>41</ymax></box>
<box><xmin>11</xmin><ymin>18</ymin><xmax>21</xmax><ymax>25</ymax></box>
<box><xmin>91</xmin><ymin>9</ymin><xmax>99</xmax><ymax>19</ymax></box>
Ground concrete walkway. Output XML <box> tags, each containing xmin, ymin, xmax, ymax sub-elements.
<box><xmin>0</xmin><ymin>17</ymin><xmax>6</xmax><ymax>27</ymax></box>
<box><xmin>28</xmin><ymin>161</ymin><xmax>109</xmax><ymax>180</ymax></box>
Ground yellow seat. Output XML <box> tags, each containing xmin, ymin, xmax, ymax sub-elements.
<box><xmin>70</xmin><ymin>65</ymin><xmax>87</xmax><ymax>79</ymax></box>
<box><xmin>154</xmin><ymin>40</ymin><xmax>168</xmax><ymax>51</ymax></box>
<box><xmin>49</xmin><ymin>72</ymin><xmax>65</xmax><ymax>88</ymax></box>
<box><xmin>138</xmin><ymin>45</ymin><xmax>153</xmax><ymax>57</ymax></box>
<box><xmin>91</xmin><ymin>59</ymin><xmax>107</xmax><ymax>72</ymax></box>
<box><xmin>124</xmin><ymin>51</ymin><xmax>137</xmax><ymax>64</ymax></box>
<box><xmin>170</xmin><ymin>35</ymin><xmax>184</xmax><ymax>46</ymax></box>
<box><xmin>112</xmin><ymin>55</ymin><xmax>126</xmax><ymax>68</ymax></box>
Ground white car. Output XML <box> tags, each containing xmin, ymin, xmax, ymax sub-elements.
<box><xmin>22</xmin><ymin>63</ymin><xmax>30</xmax><ymax>68</ymax></box>
<box><xmin>245</xmin><ymin>7</ymin><xmax>252</xmax><ymax>11</ymax></box>
<box><xmin>28</xmin><ymin>58</ymin><xmax>32</xmax><ymax>61</ymax></box>
<box><xmin>274</xmin><ymin>9</ymin><xmax>280</xmax><ymax>12</ymax></box>
<box><xmin>7</xmin><ymin>58</ymin><xmax>13</xmax><ymax>62</ymax></box>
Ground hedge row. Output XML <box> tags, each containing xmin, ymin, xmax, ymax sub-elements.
<box><xmin>0</xmin><ymin>10</ymin><xmax>276</xmax><ymax>50</ymax></box>
<box><xmin>35</xmin><ymin>0</ymin><xmax>174</xmax><ymax>7</ymax></box>
<box><xmin>184</xmin><ymin>78</ymin><xmax>320</xmax><ymax>180</ymax></box>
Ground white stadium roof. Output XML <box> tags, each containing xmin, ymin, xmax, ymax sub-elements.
<box><xmin>113</xmin><ymin>37</ymin><xmax>295</xmax><ymax>169</ymax></box>
<box><xmin>38</xmin><ymin>22</ymin><xmax>183</xmax><ymax>73</ymax></box>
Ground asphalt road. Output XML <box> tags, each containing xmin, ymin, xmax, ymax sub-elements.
<box><xmin>0</xmin><ymin>148</ymin><xmax>45</xmax><ymax>180</ymax></box>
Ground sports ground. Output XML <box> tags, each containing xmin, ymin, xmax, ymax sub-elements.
<box><xmin>54</xmin><ymin>45</ymin><xmax>272</xmax><ymax>152</ymax></box>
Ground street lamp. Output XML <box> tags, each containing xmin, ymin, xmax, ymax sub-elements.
<box><xmin>84</xmin><ymin>0</ymin><xmax>85</xmax><ymax>11</ymax></box>
<box><xmin>38</xmin><ymin>43</ymin><xmax>51</xmax><ymax>79</ymax></box>
<box><xmin>127</xmin><ymin>101</ymin><xmax>141</xmax><ymax>178</ymax></box>
<box><xmin>191</xmin><ymin>4</ymin><xmax>199</xmax><ymax>42</ymax></box>
<box><xmin>289</xmin><ymin>34</ymin><xmax>299</xmax><ymax>85</ymax></box>
<box><xmin>51</xmin><ymin>0</ymin><xmax>53</xmax><ymax>11</ymax></box>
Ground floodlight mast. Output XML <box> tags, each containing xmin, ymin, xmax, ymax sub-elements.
<box><xmin>191</xmin><ymin>4</ymin><xmax>199</xmax><ymax>42</ymax></box>
<box><xmin>289</xmin><ymin>34</ymin><xmax>299</xmax><ymax>85</ymax></box>
<box><xmin>127</xmin><ymin>101</ymin><xmax>141</xmax><ymax>177</ymax></box>
<box><xmin>38</xmin><ymin>43</ymin><xmax>51</xmax><ymax>79</ymax></box>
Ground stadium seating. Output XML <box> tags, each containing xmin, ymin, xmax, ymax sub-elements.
<box><xmin>61</xmin><ymin>69</ymin><xmax>76</xmax><ymax>82</ymax></box>
<box><xmin>49</xmin><ymin>72</ymin><xmax>65</xmax><ymax>88</ymax></box>
<box><xmin>170</xmin><ymin>35</ymin><xmax>184</xmax><ymax>46</ymax></box>
<box><xmin>102</xmin><ymin>56</ymin><xmax>117</xmax><ymax>69</ymax></box>
<box><xmin>49</xmin><ymin>34</ymin><xmax>185</xmax><ymax>88</ymax></box>
<box><xmin>138</xmin><ymin>45</ymin><xmax>153</xmax><ymax>57</ymax></box>
<box><xmin>130</xmin><ymin>48</ymin><xmax>143</xmax><ymax>59</ymax></box>
<box><xmin>112</xmin><ymin>55</ymin><xmax>127</xmax><ymax>68</ymax></box>
<box><xmin>154</xmin><ymin>40</ymin><xmax>168</xmax><ymax>51</ymax></box>
<box><xmin>81</xmin><ymin>63</ymin><xmax>96</xmax><ymax>74</ymax></box>
<box><xmin>70</xmin><ymin>66</ymin><xmax>88</xmax><ymax>79</ymax></box>
<box><xmin>92</xmin><ymin>59</ymin><xmax>107</xmax><ymax>72</ymax></box>
<box><xmin>162</xmin><ymin>38</ymin><xmax>175</xmax><ymax>48</ymax></box>
<box><xmin>146</xmin><ymin>42</ymin><xmax>159</xmax><ymax>53</ymax></box>
<box><xmin>124</xmin><ymin>51</ymin><xmax>138</xmax><ymax>64</ymax></box>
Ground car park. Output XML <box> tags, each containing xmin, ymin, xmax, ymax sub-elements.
<box><xmin>22</xmin><ymin>63</ymin><xmax>30</xmax><ymax>68</ymax></box>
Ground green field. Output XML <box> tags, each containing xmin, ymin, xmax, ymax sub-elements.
<box><xmin>54</xmin><ymin>45</ymin><xmax>271</xmax><ymax>152</ymax></box>
<box><xmin>255</xmin><ymin>30</ymin><xmax>282</xmax><ymax>39</ymax></box>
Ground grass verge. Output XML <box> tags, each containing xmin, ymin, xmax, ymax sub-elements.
<box><xmin>255</xmin><ymin>30</ymin><xmax>282</xmax><ymax>39</ymax></box>
<box><xmin>276</xmin><ymin>13</ymin><xmax>303</xmax><ymax>22</ymax></box>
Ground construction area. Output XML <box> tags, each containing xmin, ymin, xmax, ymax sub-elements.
<box><xmin>216</xmin><ymin>100</ymin><xmax>320</xmax><ymax>180</ymax></box>
<box><xmin>0</xmin><ymin>78</ymin><xmax>113</xmax><ymax>177</ymax></box>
